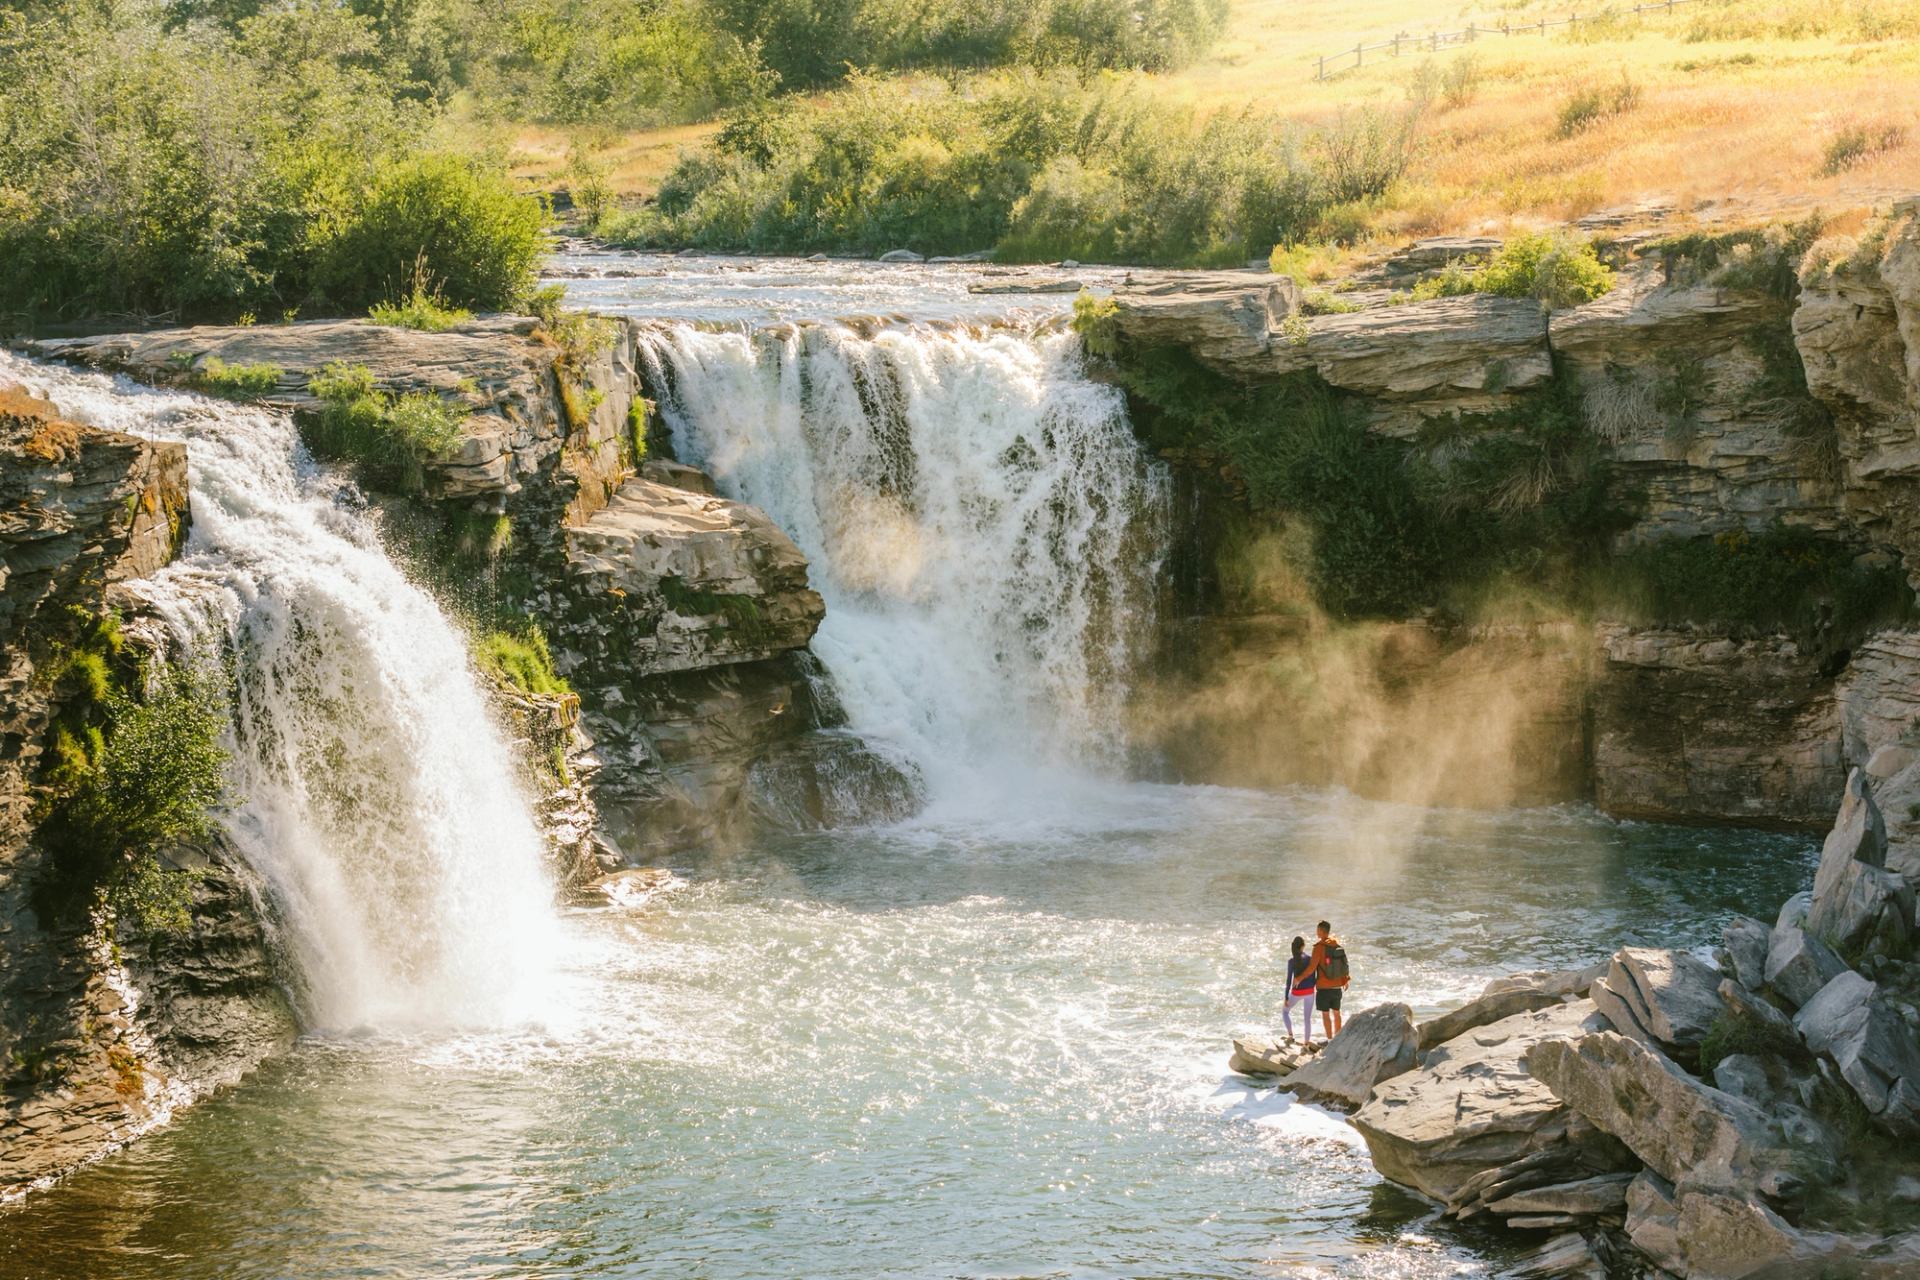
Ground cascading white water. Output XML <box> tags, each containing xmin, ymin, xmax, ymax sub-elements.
<box><xmin>635</xmin><ymin>320</ymin><xmax>1168</xmax><ymax>799</ymax></box>
<box><xmin>2</xmin><ymin>352</ymin><xmax>560</xmax><ymax>1034</ymax></box>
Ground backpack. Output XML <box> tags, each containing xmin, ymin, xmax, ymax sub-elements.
<box><xmin>1321</xmin><ymin>943</ymin><xmax>1349</xmax><ymax>983</ymax></box>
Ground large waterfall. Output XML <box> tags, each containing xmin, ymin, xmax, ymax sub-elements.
<box><xmin>635</xmin><ymin>320</ymin><xmax>1169</xmax><ymax>801</ymax></box>
<box><xmin>1</xmin><ymin>352</ymin><xmax>560</xmax><ymax>1034</ymax></box>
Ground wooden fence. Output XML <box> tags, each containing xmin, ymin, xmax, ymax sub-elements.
<box><xmin>1313</xmin><ymin>0</ymin><xmax>1699</xmax><ymax>80</ymax></box>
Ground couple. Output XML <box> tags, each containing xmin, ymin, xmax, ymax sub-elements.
<box><xmin>1282</xmin><ymin>921</ymin><xmax>1349</xmax><ymax>1046</ymax></box>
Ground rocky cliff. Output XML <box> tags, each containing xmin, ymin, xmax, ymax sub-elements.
<box><xmin>0</xmin><ymin>385</ymin><xmax>294</xmax><ymax>1200</ymax></box>
<box><xmin>1116</xmin><ymin>201</ymin><xmax>1920</xmax><ymax>828</ymax></box>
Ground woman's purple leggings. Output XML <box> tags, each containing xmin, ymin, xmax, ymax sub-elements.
<box><xmin>1285</xmin><ymin>989</ymin><xmax>1316</xmax><ymax>1041</ymax></box>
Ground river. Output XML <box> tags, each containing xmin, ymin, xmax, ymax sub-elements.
<box><xmin>0</xmin><ymin>254</ymin><xmax>1818</xmax><ymax>1280</ymax></box>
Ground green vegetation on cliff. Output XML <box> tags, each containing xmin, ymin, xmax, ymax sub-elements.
<box><xmin>35</xmin><ymin>622</ymin><xmax>229</xmax><ymax>935</ymax></box>
<box><xmin>304</xmin><ymin>362</ymin><xmax>467</xmax><ymax>493</ymax></box>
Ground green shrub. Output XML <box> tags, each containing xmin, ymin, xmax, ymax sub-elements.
<box><xmin>1413</xmin><ymin>231</ymin><xmax>1613</xmax><ymax>310</ymax></box>
<box><xmin>1554</xmin><ymin>73</ymin><xmax>1642</xmax><ymax>139</ymax></box>
<box><xmin>1649</xmin><ymin>215</ymin><xmax>1826</xmax><ymax>298</ymax></box>
<box><xmin>367</xmin><ymin>266</ymin><xmax>474</xmax><ymax>332</ymax></box>
<box><xmin>1821</xmin><ymin>122</ymin><xmax>1907</xmax><ymax>176</ymax></box>
<box><xmin>475</xmin><ymin>625</ymin><xmax>571</xmax><ymax>698</ymax></box>
<box><xmin>1070</xmin><ymin>291</ymin><xmax>1121</xmax><ymax>358</ymax></box>
<box><xmin>304</xmin><ymin>361</ymin><xmax>466</xmax><ymax>492</ymax></box>
<box><xmin>313</xmin><ymin>153</ymin><xmax>547</xmax><ymax>313</ymax></box>
<box><xmin>190</xmin><ymin>356</ymin><xmax>282</xmax><ymax>399</ymax></box>
<box><xmin>36</xmin><ymin>663</ymin><xmax>228</xmax><ymax>933</ymax></box>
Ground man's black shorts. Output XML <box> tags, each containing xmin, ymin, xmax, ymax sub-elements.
<box><xmin>1318</xmin><ymin>986</ymin><xmax>1344</xmax><ymax>1011</ymax></box>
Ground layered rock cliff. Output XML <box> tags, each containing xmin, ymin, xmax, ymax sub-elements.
<box><xmin>1116</xmin><ymin>201</ymin><xmax>1920</xmax><ymax>828</ymax></box>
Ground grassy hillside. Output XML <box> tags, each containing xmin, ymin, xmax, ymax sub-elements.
<box><xmin>533</xmin><ymin>0</ymin><xmax>1920</xmax><ymax>250</ymax></box>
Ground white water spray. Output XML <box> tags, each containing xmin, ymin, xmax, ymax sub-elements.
<box><xmin>2</xmin><ymin>352</ymin><xmax>560</xmax><ymax>1034</ymax></box>
<box><xmin>635</xmin><ymin>321</ymin><xmax>1168</xmax><ymax>799</ymax></box>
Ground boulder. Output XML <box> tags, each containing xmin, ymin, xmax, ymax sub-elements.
<box><xmin>1227</xmin><ymin>1037</ymin><xmax>1314</xmax><ymax>1078</ymax></box>
<box><xmin>1588</xmin><ymin>947</ymin><xmax>1724</xmax><ymax>1061</ymax></box>
<box><xmin>1524</xmin><ymin>1032</ymin><xmax>1783</xmax><ymax>1192</ymax></box>
<box><xmin>1672</xmin><ymin>1186</ymin><xmax>1850</xmax><ymax>1279</ymax></box>
<box><xmin>1352</xmin><ymin>1001</ymin><xmax>1623</xmax><ymax>1202</ymax></box>
<box><xmin>1709</xmin><ymin>1054</ymin><xmax>1839</xmax><ymax>1173</ymax></box>
<box><xmin>1764</xmin><ymin>915</ymin><xmax>1849</xmax><ymax>1010</ymax></box>
<box><xmin>1807</xmin><ymin>769</ymin><xmax>1915</xmax><ymax>958</ymax></box>
<box><xmin>1719</xmin><ymin>917</ymin><xmax>1771</xmax><ymax>993</ymax></box>
<box><xmin>1794</xmin><ymin>970</ymin><xmax>1920</xmax><ymax>1133</ymax></box>
<box><xmin>1284</xmin><ymin>1002</ymin><xmax>1417</xmax><ymax>1110</ymax></box>
<box><xmin>877</xmin><ymin>248</ymin><xmax>924</xmax><ymax>263</ymax></box>
<box><xmin>1416</xmin><ymin>984</ymin><xmax>1569</xmax><ymax>1052</ymax></box>
<box><xmin>571</xmin><ymin>866</ymin><xmax>681</xmax><ymax>909</ymax></box>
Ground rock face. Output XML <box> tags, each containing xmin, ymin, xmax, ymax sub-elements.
<box><xmin>1283</xmin><ymin>1002</ymin><xmax>1417</xmax><ymax>1109</ymax></box>
<box><xmin>0</xmin><ymin>391</ymin><xmax>294</xmax><ymax>1200</ymax></box>
<box><xmin>1108</xmin><ymin>274</ymin><xmax>1301</xmax><ymax>376</ymax></box>
<box><xmin>1806</xmin><ymin>769</ymin><xmax>1914</xmax><ymax>957</ymax></box>
<box><xmin>1588</xmin><ymin>625</ymin><xmax>1843</xmax><ymax>828</ymax></box>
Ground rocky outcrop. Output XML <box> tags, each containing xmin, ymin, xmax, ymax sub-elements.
<box><xmin>1353</xmin><ymin>1000</ymin><xmax>1628</xmax><ymax>1207</ymax></box>
<box><xmin>1107</xmin><ymin>274</ymin><xmax>1301</xmax><ymax>375</ymax></box>
<box><xmin>1794</xmin><ymin>971</ymin><xmax>1920</xmax><ymax>1134</ymax></box>
<box><xmin>1807</xmin><ymin>769</ymin><xmax>1914</xmax><ymax>957</ymax></box>
<box><xmin>1283</xmin><ymin>1002</ymin><xmax>1417</xmax><ymax>1109</ymax></box>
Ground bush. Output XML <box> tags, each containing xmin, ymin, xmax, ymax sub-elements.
<box><xmin>36</xmin><ymin>663</ymin><xmax>228</xmax><ymax>933</ymax></box>
<box><xmin>1414</xmin><ymin>231</ymin><xmax>1613</xmax><ymax>310</ymax></box>
<box><xmin>1554</xmin><ymin>73</ymin><xmax>1642</xmax><ymax>139</ymax></box>
<box><xmin>304</xmin><ymin>361</ymin><xmax>467</xmax><ymax>492</ymax></box>
<box><xmin>367</xmin><ymin>262</ymin><xmax>474</xmax><ymax>332</ymax></box>
<box><xmin>190</xmin><ymin>357</ymin><xmax>282</xmax><ymax>399</ymax></box>
<box><xmin>313</xmin><ymin>153</ymin><xmax>547</xmax><ymax>313</ymax></box>
<box><xmin>1070</xmin><ymin>291</ymin><xmax>1121</xmax><ymax>358</ymax></box>
<box><xmin>475</xmin><ymin>625</ymin><xmax>571</xmax><ymax>697</ymax></box>
<box><xmin>1698</xmin><ymin>1009</ymin><xmax>1808</xmax><ymax>1077</ymax></box>
<box><xmin>1821</xmin><ymin>122</ymin><xmax>1908</xmax><ymax>176</ymax></box>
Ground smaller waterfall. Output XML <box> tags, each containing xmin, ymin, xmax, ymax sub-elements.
<box><xmin>2</xmin><ymin>353</ymin><xmax>561</xmax><ymax>1034</ymax></box>
<box><xmin>636</xmin><ymin>320</ymin><xmax>1168</xmax><ymax>802</ymax></box>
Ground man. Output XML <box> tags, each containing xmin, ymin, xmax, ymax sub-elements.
<box><xmin>1307</xmin><ymin>920</ymin><xmax>1349</xmax><ymax>1039</ymax></box>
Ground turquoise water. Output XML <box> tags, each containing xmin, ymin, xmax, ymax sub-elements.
<box><xmin>0</xmin><ymin>783</ymin><xmax>1815</xmax><ymax>1280</ymax></box>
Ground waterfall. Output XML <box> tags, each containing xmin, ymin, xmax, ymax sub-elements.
<box><xmin>635</xmin><ymin>320</ymin><xmax>1168</xmax><ymax>801</ymax></box>
<box><xmin>2</xmin><ymin>352</ymin><xmax>561</xmax><ymax>1034</ymax></box>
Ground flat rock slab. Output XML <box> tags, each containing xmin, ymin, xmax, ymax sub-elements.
<box><xmin>1589</xmin><ymin>946</ymin><xmax>1725</xmax><ymax>1060</ymax></box>
<box><xmin>1352</xmin><ymin>1001</ymin><xmax>1610</xmax><ymax>1203</ymax></box>
<box><xmin>1228</xmin><ymin>1037</ymin><xmax>1316</xmax><ymax>1078</ymax></box>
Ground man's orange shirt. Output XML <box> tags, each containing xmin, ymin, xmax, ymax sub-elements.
<box><xmin>1310</xmin><ymin>937</ymin><xmax>1349</xmax><ymax>988</ymax></box>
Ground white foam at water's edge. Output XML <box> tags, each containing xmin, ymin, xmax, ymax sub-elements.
<box><xmin>634</xmin><ymin>320</ymin><xmax>1170</xmax><ymax>807</ymax></box>
<box><xmin>1</xmin><ymin>352</ymin><xmax>562</xmax><ymax>1034</ymax></box>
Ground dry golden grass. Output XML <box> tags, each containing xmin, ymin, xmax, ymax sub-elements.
<box><xmin>486</xmin><ymin>0</ymin><xmax>1920</xmax><ymax>238</ymax></box>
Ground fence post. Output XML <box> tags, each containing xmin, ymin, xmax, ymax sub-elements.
<box><xmin>1393</xmin><ymin>34</ymin><xmax>1401</xmax><ymax>56</ymax></box>
<box><xmin>1316</xmin><ymin>55</ymin><xmax>1324</xmax><ymax>80</ymax></box>
<box><xmin>1354</xmin><ymin>41</ymin><xmax>1363</xmax><ymax>67</ymax></box>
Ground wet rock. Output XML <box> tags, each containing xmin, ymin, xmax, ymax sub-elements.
<box><xmin>1493</xmin><ymin>1231</ymin><xmax>1610</xmax><ymax>1279</ymax></box>
<box><xmin>1352</xmin><ymin>1001</ymin><xmax>1621</xmax><ymax>1203</ymax></box>
<box><xmin>1794</xmin><ymin>970</ymin><xmax>1920</xmax><ymax>1133</ymax></box>
<box><xmin>638</xmin><ymin>458</ymin><xmax>716</xmax><ymax>494</ymax></box>
<box><xmin>745</xmin><ymin>731</ymin><xmax>923</xmax><ymax>831</ymax></box>
<box><xmin>1284</xmin><ymin>1002</ymin><xmax>1417</xmax><ymax>1110</ymax></box>
<box><xmin>1525</xmin><ymin>1032</ymin><xmax>1784</xmax><ymax>1192</ymax></box>
<box><xmin>572</xmin><ymin>866</ymin><xmax>682</xmax><ymax>909</ymax></box>
<box><xmin>1808</xmin><ymin>769</ymin><xmax>1914</xmax><ymax>958</ymax></box>
<box><xmin>1227</xmin><ymin>1037</ymin><xmax>1315</xmax><ymax>1078</ymax></box>
<box><xmin>1587</xmin><ymin>947</ymin><xmax>1724</xmax><ymax>1063</ymax></box>
<box><xmin>877</xmin><ymin>249</ymin><xmax>924</xmax><ymax>263</ymax></box>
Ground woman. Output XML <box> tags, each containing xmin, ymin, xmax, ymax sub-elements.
<box><xmin>1283</xmin><ymin>935</ymin><xmax>1317</xmax><ymax>1045</ymax></box>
